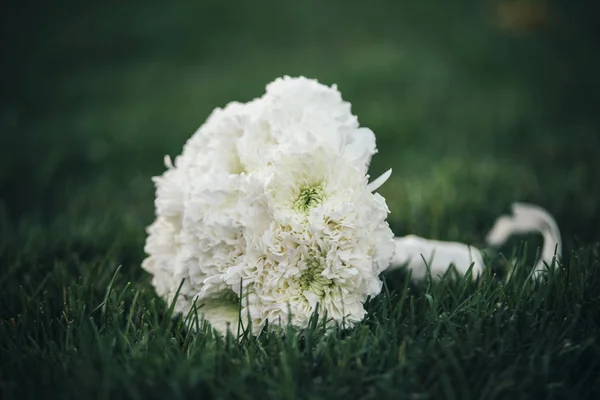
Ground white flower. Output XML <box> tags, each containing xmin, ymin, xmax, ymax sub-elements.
<box><xmin>194</xmin><ymin>292</ymin><xmax>241</xmax><ymax>335</ymax></box>
<box><xmin>237</xmin><ymin>76</ymin><xmax>377</xmax><ymax>176</ymax></box>
<box><xmin>142</xmin><ymin>216</ymin><xmax>180</xmax><ymax>300</ymax></box>
<box><xmin>142</xmin><ymin>76</ymin><xmax>395</xmax><ymax>336</ymax></box>
<box><xmin>234</xmin><ymin>229</ymin><xmax>381</xmax><ymax>334</ymax></box>
<box><xmin>175</xmin><ymin>100</ymin><xmax>262</xmax><ymax>174</ymax></box>
<box><xmin>224</xmin><ymin>149</ymin><xmax>395</xmax><ymax>335</ymax></box>
<box><xmin>263</xmin><ymin>148</ymin><xmax>366</xmax><ymax>227</ymax></box>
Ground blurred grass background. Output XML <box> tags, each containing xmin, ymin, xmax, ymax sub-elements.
<box><xmin>2</xmin><ymin>0</ymin><xmax>600</xmax><ymax>246</ymax></box>
<box><xmin>2</xmin><ymin>0</ymin><xmax>600</xmax><ymax>249</ymax></box>
<box><xmin>1</xmin><ymin>0</ymin><xmax>600</xmax><ymax>398</ymax></box>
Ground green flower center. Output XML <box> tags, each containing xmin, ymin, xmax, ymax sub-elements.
<box><xmin>294</xmin><ymin>185</ymin><xmax>325</xmax><ymax>214</ymax></box>
<box><xmin>298</xmin><ymin>259</ymin><xmax>331</xmax><ymax>296</ymax></box>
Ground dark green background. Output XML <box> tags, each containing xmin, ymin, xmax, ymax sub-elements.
<box><xmin>3</xmin><ymin>0</ymin><xmax>600</xmax><ymax>246</ymax></box>
<box><xmin>1</xmin><ymin>0</ymin><xmax>600</xmax><ymax>398</ymax></box>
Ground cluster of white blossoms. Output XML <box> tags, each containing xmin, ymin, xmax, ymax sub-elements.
<box><xmin>142</xmin><ymin>76</ymin><xmax>396</xmax><ymax>336</ymax></box>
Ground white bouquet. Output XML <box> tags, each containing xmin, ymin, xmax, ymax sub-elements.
<box><xmin>142</xmin><ymin>76</ymin><xmax>562</xmax><ymax>336</ymax></box>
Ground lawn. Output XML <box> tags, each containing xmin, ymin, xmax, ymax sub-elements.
<box><xmin>1</xmin><ymin>0</ymin><xmax>600</xmax><ymax>398</ymax></box>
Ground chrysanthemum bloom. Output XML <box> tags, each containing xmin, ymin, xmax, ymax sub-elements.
<box><xmin>225</xmin><ymin>148</ymin><xmax>395</xmax><ymax>334</ymax></box>
<box><xmin>143</xmin><ymin>76</ymin><xmax>395</xmax><ymax>335</ymax></box>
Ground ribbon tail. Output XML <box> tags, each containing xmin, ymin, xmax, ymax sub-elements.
<box><xmin>389</xmin><ymin>235</ymin><xmax>485</xmax><ymax>280</ymax></box>
<box><xmin>386</xmin><ymin>203</ymin><xmax>561</xmax><ymax>281</ymax></box>
<box><xmin>485</xmin><ymin>202</ymin><xmax>562</xmax><ymax>277</ymax></box>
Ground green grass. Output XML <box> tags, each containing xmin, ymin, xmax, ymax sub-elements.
<box><xmin>2</xmin><ymin>0</ymin><xmax>600</xmax><ymax>398</ymax></box>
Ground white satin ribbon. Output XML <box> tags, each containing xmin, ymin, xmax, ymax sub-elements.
<box><xmin>388</xmin><ymin>203</ymin><xmax>562</xmax><ymax>280</ymax></box>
